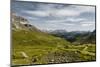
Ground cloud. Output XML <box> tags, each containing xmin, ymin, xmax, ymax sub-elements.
<box><xmin>12</xmin><ymin>1</ymin><xmax>95</xmax><ymax>31</ymax></box>
<box><xmin>81</xmin><ymin>21</ymin><xmax>95</xmax><ymax>24</ymax></box>
<box><xmin>81</xmin><ymin>21</ymin><xmax>94</xmax><ymax>27</ymax></box>
<box><xmin>81</xmin><ymin>24</ymin><xmax>93</xmax><ymax>26</ymax></box>
<box><xmin>66</xmin><ymin>18</ymin><xmax>85</xmax><ymax>22</ymax></box>
<box><xmin>14</xmin><ymin>2</ymin><xmax>95</xmax><ymax>21</ymax></box>
<box><xmin>22</xmin><ymin>10</ymin><xmax>49</xmax><ymax>17</ymax></box>
<box><xmin>17</xmin><ymin>3</ymin><xmax>95</xmax><ymax>18</ymax></box>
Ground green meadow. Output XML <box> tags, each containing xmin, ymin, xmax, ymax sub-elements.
<box><xmin>12</xmin><ymin>30</ymin><xmax>96</xmax><ymax>65</ymax></box>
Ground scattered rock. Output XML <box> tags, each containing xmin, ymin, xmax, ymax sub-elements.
<box><xmin>39</xmin><ymin>50</ymin><xmax>81</xmax><ymax>64</ymax></box>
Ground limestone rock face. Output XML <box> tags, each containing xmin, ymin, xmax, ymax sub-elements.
<box><xmin>11</xmin><ymin>13</ymin><xmax>39</xmax><ymax>32</ymax></box>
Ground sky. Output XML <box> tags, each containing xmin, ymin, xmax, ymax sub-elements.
<box><xmin>11</xmin><ymin>0</ymin><xmax>96</xmax><ymax>32</ymax></box>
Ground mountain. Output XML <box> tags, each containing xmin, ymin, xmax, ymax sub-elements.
<box><xmin>49</xmin><ymin>30</ymin><xmax>88</xmax><ymax>43</ymax></box>
<box><xmin>12</xmin><ymin>13</ymin><xmax>96</xmax><ymax>65</ymax></box>
<box><xmin>76</xmin><ymin>30</ymin><xmax>96</xmax><ymax>44</ymax></box>
<box><xmin>49</xmin><ymin>30</ymin><xmax>96</xmax><ymax>44</ymax></box>
<box><xmin>12</xmin><ymin>13</ymin><xmax>39</xmax><ymax>32</ymax></box>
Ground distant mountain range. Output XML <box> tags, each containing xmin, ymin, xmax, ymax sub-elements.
<box><xmin>49</xmin><ymin>29</ymin><xmax>96</xmax><ymax>44</ymax></box>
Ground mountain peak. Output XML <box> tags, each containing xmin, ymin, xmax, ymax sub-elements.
<box><xmin>11</xmin><ymin>13</ymin><xmax>40</xmax><ymax>32</ymax></box>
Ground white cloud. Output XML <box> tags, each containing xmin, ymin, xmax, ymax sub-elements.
<box><xmin>81</xmin><ymin>21</ymin><xmax>95</xmax><ymax>26</ymax></box>
<box><xmin>81</xmin><ymin>21</ymin><xmax>95</xmax><ymax>24</ymax></box>
<box><xmin>21</xmin><ymin>10</ymin><xmax>49</xmax><ymax>17</ymax></box>
<box><xmin>67</xmin><ymin>5</ymin><xmax>95</xmax><ymax>13</ymax></box>
<box><xmin>22</xmin><ymin>9</ymin><xmax>79</xmax><ymax>18</ymax></box>
<box><xmin>76</xmin><ymin>6</ymin><xmax>95</xmax><ymax>13</ymax></box>
<box><xmin>55</xmin><ymin>9</ymin><xmax>80</xmax><ymax>17</ymax></box>
<box><xmin>53</xmin><ymin>5</ymin><xmax>95</xmax><ymax>17</ymax></box>
<box><xmin>35</xmin><ymin>16</ymin><xmax>86</xmax><ymax>24</ymax></box>
<box><xmin>66</xmin><ymin>18</ymin><xmax>85</xmax><ymax>22</ymax></box>
<box><xmin>81</xmin><ymin>23</ymin><xmax>93</xmax><ymax>26</ymax></box>
<box><xmin>63</xmin><ymin>23</ymin><xmax>75</xmax><ymax>26</ymax></box>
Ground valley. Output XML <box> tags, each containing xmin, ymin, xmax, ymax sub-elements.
<box><xmin>12</xmin><ymin>13</ymin><xmax>96</xmax><ymax>66</ymax></box>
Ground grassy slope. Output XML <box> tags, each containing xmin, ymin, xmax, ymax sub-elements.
<box><xmin>12</xmin><ymin>30</ymin><xmax>70</xmax><ymax>65</ymax></box>
<box><xmin>12</xmin><ymin>30</ymin><xmax>96</xmax><ymax>65</ymax></box>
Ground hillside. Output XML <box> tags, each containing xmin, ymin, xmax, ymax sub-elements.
<box><xmin>50</xmin><ymin>30</ymin><xmax>96</xmax><ymax>44</ymax></box>
<box><xmin>74</xmin><ymin>30</ymin><xmax>96</xmax><ymax>44</ymax></box>
<box><xmin>12</xmin><ymin>13</ymin><xmax>96</xmax><ymax>66</ymax></box>
<box><xmin>12</xmin><ymin>13</ymin><xmax>71</xmax><ymax>65</ymax></box>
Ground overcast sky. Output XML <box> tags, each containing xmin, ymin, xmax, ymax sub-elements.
<box><xmin>11</xmin><ymin>1</ymin><xmax>96</xmax><ymax>32</ymax></box>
